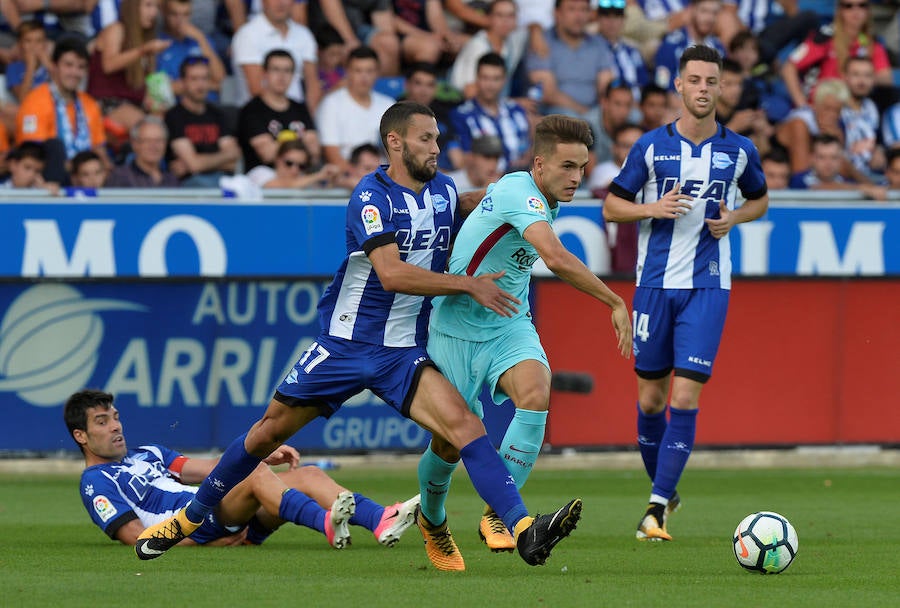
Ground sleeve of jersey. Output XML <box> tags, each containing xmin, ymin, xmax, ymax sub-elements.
<box><xmin>737</xmin><ymin>144</ymin><xmax>768</xmax><ymax>200</ymax></box>
<box><xmin>346</xmin><ymin>184</ymin><xmax>397</xmax><ymax>255</ymax></box>
<box><xmin>609</xmin><ymin>142</ymin><xmax>649</xmax><ymax>202</ymax></box>
<box><xmin>80</xmin><ymin>469</ymin><xmax>139</xmax><ymax>539</ymax></box>
<box><xmin>497</xmin><ymin>187</ymin><xmax>549</xmax><ymax>236</ymax></box>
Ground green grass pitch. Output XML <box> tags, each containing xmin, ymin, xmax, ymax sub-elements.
<box><xmin>1</xmin><ymin>466</ymin><xmax>897</xmax><ymax>608</ymax></box>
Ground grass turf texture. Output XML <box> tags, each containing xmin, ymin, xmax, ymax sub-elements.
<box><xmin>1</xmin><ymin>467</ymin><xmax>897</xmax><ymax>608</ymax></box>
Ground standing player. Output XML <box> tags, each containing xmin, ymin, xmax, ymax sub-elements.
<box><xmin>66</xmin><ymin>389</ymin><xmax>419</xmax><ymax>549</ymax></box>
<box><xmin>602</xmin><ymin>45</ymin><xmax>768</xmax><ymax>541</ymax></box>
<box><xmin>135</xmin><ymin>102</ymin><xmax>583</xmax><ymax>568</ymax></box>
<box><xmin>417</xmin><ymin>115</ymin><xmax>632</xmax><ymax>570</ymax></box>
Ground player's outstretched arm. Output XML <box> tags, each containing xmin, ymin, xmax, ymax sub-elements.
<box><xmin>368</xmin><ymin>242</ymin><xmax>520</xmax><ymax>316</ymax></box>
<box><xmin>523</xmin><ymin>221</ymin><xmax>632</xmax><ymax>358</ymax></box>
<box><xmin>603</xmin><ymin>183</ymin><xmax>693</xmax><ymax>223</ymax></box>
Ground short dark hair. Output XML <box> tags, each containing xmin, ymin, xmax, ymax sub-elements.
<box><xmin>405</xmin><ymin>62</ymin><xmax>438</xmax><ymax>81</ymax></box>
<box><xmin>64</xmin><ymin>389</ymin><xmax>115</xmax><ymax>449</ymax></box>
<box><xmin>762</xmin><ymin>147</ymin><xmax>790</xmax><ymax>165</ymax></box>
<box><xmin>811</xmin><ymin>133</ymin><xmax>842</xmax><ymax>150</ymax></box>
<box><xmin>8</xmin><ymin>140</ymin><xmax>46</xmax><ymax>163</ymax></box>
<box><xmin>476</xmin><ymin>52</ymin><xmax>506</xmax><ymax>74</ymax></box>
<box><xmin>179</xmin><ymin>55</ymin><xmax>210</xmax><ymax>78</ymax></box>
<box><xmin>277</xmin><ymin>138</ymin><xmax>309</xmax><ymax>161</ymax></box>
<box><xmin>348</xmin><ymin>45</ymin><xmax>379</xmax><ymax>65</ymax></box>
<box><xmin>16</xmin><ymin>19</ymin><xmax>45</xmax><ymax>39</ymax></box>
<box><xmin>612</xmin><ymin>122</ymin><xmax>643</xmax><ymax>142</ymax></box>
<box><xmin>604</xmin><ymin>79</ymin><xmax>633</xmax><ymax>99</ymax></box>
<box><xmin>886</xmin><ymin>147</ymin><xmax>900</xmax><ymax>166</ymax></box>
<box><xmin>52</xmin><ymin>35</ymin><xmax>89</xmax><ymax>64</ymax></box>
<box><xmin>71</xmin><ymin>150</ymin><xmax>102</xmax><ymax>174</ymax></box>
<box><xmin>264</xmin><ymin>49</ymin><xmax>295</xmax><ymax>71</ymax></box>
<box><xmin>721</xmin><ymin>58</ymin><xmax>742</xmax><ymax>75</ymax></box>
<box><xmin>640</xmin><ymin>83</ymin><xmax>667</xmax><ymax>103</ymax></box>
<box><xmin>350</xmin><ymin>143</ymin><xmax>381</xmax><ymax>164</ymax></box>
<box><xmin>729</xmin><ymin>30</ymin><xmax>758</xmax><ymax>55</ymax></box>
<box><xmin>843</xmin><ymin>54</ymin><xmax>874</xmax><ymax>71</ymax></box>
<box><xmin>533</xmin><ymin>114</ymin><xmax>593</xmax><ymax>158</ymax></box>
<box><xmin>379</xmin><ymin>101</ymin><xmax>435</xmax><ymax>150</ymax></box>
<box><xmin>678</xmin><ymin>45</ymin><xmax>723</xmax><ymax>74</ymax></box>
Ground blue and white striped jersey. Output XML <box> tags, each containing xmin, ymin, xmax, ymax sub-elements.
<box><xmin>610</xmin><ymin>122</ymin><xmax>767</xmax><ymax>290</ymax></box>
<box><xmin>318</xmin><ymin>166</ymin><xmax>459</xmax><ymax>347</ymax></box>
<box><xmin>80</xmin><ymin>445</ymin><xmax>195</xmax><ymax>539</ymax></box>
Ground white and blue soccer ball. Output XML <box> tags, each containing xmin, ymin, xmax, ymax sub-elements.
<box><xmin>733</xmin><ymin>511</ymin><xmax>799</xmax><ymax>574</ymax></box>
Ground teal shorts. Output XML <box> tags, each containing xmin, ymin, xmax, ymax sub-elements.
<box><xmin>427</xmin><ymin>321</ymin><xmax>550</xmax><ymax>418</ymax></box>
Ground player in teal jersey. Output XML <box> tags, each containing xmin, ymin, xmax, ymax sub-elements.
<box><xmin>417</xmin><ymin>115</ymin><xmax>633</xmax><ymax>566</ymax></box>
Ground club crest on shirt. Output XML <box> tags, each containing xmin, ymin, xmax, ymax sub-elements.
<box><xmin>93</xmin><ymin>495</ymin><xmax>117</xmax><ymax>522</ymax></box>
<box><xmin>526</xmin><ymin>196</ymin><xmax>545</xmax><ymax>214</ymax></box>
<box><xmin>361</xmin><ymin>204</ymin><xmax>383</xmax><ymax>235</ymax></box>
<box><xmin>712</xmin><ymin>152</ymin><xmax>734</xmax><ymax>170</ymax></box>
<box><xmin>430</xmin><ymin>193</ymin><xmax>449</xmax><ymax>212</ymax></box>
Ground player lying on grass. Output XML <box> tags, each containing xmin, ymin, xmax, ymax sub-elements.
<box><xmin>64</xmin><ymin>389</ymin><xmax>419</xmax><ymax>549</ymax></box>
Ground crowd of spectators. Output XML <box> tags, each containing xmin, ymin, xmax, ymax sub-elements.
<box><xmin>0</xmin><ymin>0</ymin><xmax>899</xmax><ymax>200</ymax></box>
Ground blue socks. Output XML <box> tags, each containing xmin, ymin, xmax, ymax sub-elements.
<box><xmin>499</xmin><ymin>408</ymin><xmax>547</xmax><ymax>488</ymax></box>
<box><xmin>460</xmin><ymin>435</ymin><xmax>528</xmax><ymax>532</ymax></box>
<box><xmin>417</xmin><ymin>443</ymin><xmax>458</xmax><ymax>526</ymax></box>
<box><xmin>651</xmin><ymin>407</ymin><xmax>698</xmax><ymax>501</ymax></box>
<box><xmin>637</xmin><ymin>404</ymin><xmax>668</xmax><ymax>481</ymax></box>
<box><xmin>187</xmin><ymin>433</ymin><xmax>264</xmax><ymax>523</ymax></box>
<box><xmin>349</xmin><ymin>492</ymin><xmax>383</xmax><ymax>531</ymax></box>
<box><xmin>279</xmin><ymin>488</ymin><xmax>326</xmax><ymax>533</ymax></box>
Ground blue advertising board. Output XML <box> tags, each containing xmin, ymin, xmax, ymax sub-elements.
<box><xmin>2</xmin><ymin>198</ymin><xmax>898</xmax><ymax>278</ymax></box>
<box><xmin>0</xmin><ymin>281</ymin><xmax>434</xmax><ymax>452</ymax></box>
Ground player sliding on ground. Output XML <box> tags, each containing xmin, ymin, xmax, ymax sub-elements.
<box><xmin>417</xmin><ymin>115</ymin><xmax>632</xmax><ymax>569</ymax></box>
<box><xmin>134</xmin><ymin>102</ymin><xmax>583</xmax><ymax>568</ymax></box>
<box><xmin>66</xmin><ymin>390</ymin><xmax>419</xmax><ymax>549</ymax></box>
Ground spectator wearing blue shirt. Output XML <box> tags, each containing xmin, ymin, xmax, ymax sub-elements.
<box><xmin>654</xmin><ymin>0</ymin><xmax>726</xmax><ymax>111</ymax></box>
<box><xmin>158</xmin><ymin>0</ymin><xmax>226</xmax><ymax>99</ymax></box>
<box><xmin>526</xmin><ymin>0</ymin><xmax>615</xmax><ymax>144</ymax></box>
<box><xmin>451</xmin><ymin>52</ymin><xmax>531</xmax><ymax>172</ymax></box>
<box><xmin>596</xmin><ymin>0</ymin><xmax>649</xmax><ymax>104</ymax></box>
<box><xmin>790</xmin><ymin>133</ymin><xmax>886</xmax><ymax>199</ymax></box>
<box><xmin>5</xmin><ymin>21</ymin><xmax>52</xmax><ymax>103</ymax></box>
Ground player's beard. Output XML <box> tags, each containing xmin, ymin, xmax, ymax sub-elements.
<box><xmin>402</xmin><ymin>143</ymin><xmax>437</xmax><ymax>183</ymax></box>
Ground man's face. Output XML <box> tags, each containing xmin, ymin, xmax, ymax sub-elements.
<box><xmin>55</xmin><ymin>51</ymin><xmax>88</xmax><ymax>94</ymax></box>
<box><xmin>761</xmin><ymin>159</ymin><xmax>790</xmax><ymax>189</ymax></box>
<box><xmin>537</xmin><ymin>141</ymin><xmax>589</xmax><ymax>202</ymax></box>
<box><xmin>676</xmin><ymin>60</ymin><xmax>720</xmax><ymax>120</ymax></box>
<box><xmin>406</xmin><ymin>70</ymin><xmax>437</xmax><ymax>105</ymax></box>
<box><xmin>691</xmin><ymin>0</ymin><xmax>721</xmax><ymax>37</ymax></box>
<box><xmin>74</xmin><ymin>159</ymin><xmax>107</xmax><ymax>188</ymax></box>
<box><xmin>9</xmin><ymin>157</ymin><xmax>43</xmax><ymax>188</ymax></box>
<box><xmin>613</xmin><ymin>127</ymin><xmax>642</xmax><ymax>165</ymax></box>
<box><xmin>396</xmin><ymin>114</ymin><xmax>439</xmax><ymax>183</ymax></box>
<box><xmin>488</xmin><ymin>1</ymin><xmax>517</xmax><ymax>38</ymax></box>
<box><xmin>604</xmin><ymin>88</ymin><xmax>634</xmax><ymax>129</ymax></box>
<box><xmin>596</xmin><ymin>9</ymin><xmax>625</xmax><ymax>41</ymax></box>
<box><xmin>476</xmin><ymin>64</ymin><xmax>506</xmax><ymax>104</ymax></box>
<box><xmin>79</xmin><ymin>405</ymin><xmax>127</xmax><ymax>461</ymax></box>
<box><xmin>351</xmin><ymin>150</ymin><xmax>382</xmax><ymax>178</ymax></box>
<box><xmin>19</xmin><ymin>28</ymin><xmax>48</xmax><ymax>54</ymax></box>
<box><xmin>719</xmin><ymin>71</ymin><xmax>743</xmax><ymax>109</ymax></box>
<box><xmin>347</xmin><ymin>57</ymin><xmax>379</xmax><ymax>96</ymax></box>
<box><xmin>466</xmin><ymin>153</ymin><xmax>501</xmax><ymax>188</ymax></box>
<box><xmin>640</xmin><ymin>93</ymin><xmax>667</xmax><ymax>129</ymax></box>
<box><xmin>133</xmin><ymin>123</ymin><xmax>168</xmax><ymax>165</ymax></box>
<box><xmin>264</xmin><ymin>56</ymin><xmax>295</xmax><ymax>96</ymax></box>
<box><xmin>555</xmin><ymin>0</ymin><xmax>590</xmax><ymax>38</ymax></box>
<box><xmin>845</xmin><ymin>60</ymin><xmax>875</xmax><ymax>100</ymax></box>
<box><xmin>182</xmin><ymin>62</ymin><xmax>211</xmax><ymax>102</ymax></box>
<box><xmin>263</xmin><ymin>0</ymin><xmax>293</xmax><ymax>23</ymax></box>
<box><xmin>163</xmin><ymin>0</ymin><xmax>191</xmax><ymax>35</ymax></box>
<box><xmin>811</xmin><ymin>142</ymin><xmax>844</xmax><ymax>180</ymax></box>
<box><xmin>730</xmin><ymin>42</ymin><xmax>758</xmax><ymax>73</ymax></box>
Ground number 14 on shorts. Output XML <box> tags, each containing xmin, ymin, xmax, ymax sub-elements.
<box><xmin>633</xmin><ymin>312</ymin><xmax>650</xmax><ymax>342</ymax></box>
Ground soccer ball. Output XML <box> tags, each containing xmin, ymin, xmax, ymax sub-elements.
<box><xmin>733</xmin><ymin>511</ymin><xmax>799</xmax><ymax>574</ymax></box>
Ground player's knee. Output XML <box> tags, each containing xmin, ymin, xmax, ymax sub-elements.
<box><xmin>515</xmin><ymin>384</ymin><xmax>550</xmax><ymax>412</ymax></box>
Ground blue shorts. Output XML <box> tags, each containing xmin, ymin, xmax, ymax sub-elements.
<box><xmin>632</xmin><ymin>287</ymin><xmax>730</xmax><ymax>383</ymax></box>
<box><xmin>274</xmin><ymin>334</ymin><xmax>434</xmax><ymax>418</ymax></box>
<box><xmin>428</xmin><ymin>322</ymin><xmax>549</xmax><ymax>419</ymax></box>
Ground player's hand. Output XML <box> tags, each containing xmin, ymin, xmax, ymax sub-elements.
<box><xmin>704</xmin><ymin>200</ymin><xmax>734</xmax><ymax>239</ymax></box>
<box><xmin>204</xmin><ymin>529</ymin><xmax>249</xmax><ymax>546</ymax></box>
<box><xmin>653</xmin><ymin>183</ymin><xmax>693</xmax><ymax>218</ymax></box>
<box><xmin>470</xmin><ymin>271</ymin><xmax>520</xmax><ymax>317</ymax></box>
<box><xmin>610</xmin><ymin>301</ymin><xmax>632</xmax><ymax>359</ymax></box>
<box><xmin>264</xmin><ymin>444</ymin><xmax>301</xmax><ymax>469</ymax></box>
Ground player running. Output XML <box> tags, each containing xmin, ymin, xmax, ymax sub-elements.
<box><xmin>416</xmin><ymin>115</ymin><xmax>632</xmax><ymax>569</ymax></box>
<box><xmin>134</xmin><ymin>102</ymin><xmax>583</xmax><ymax>569</ymax></box>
